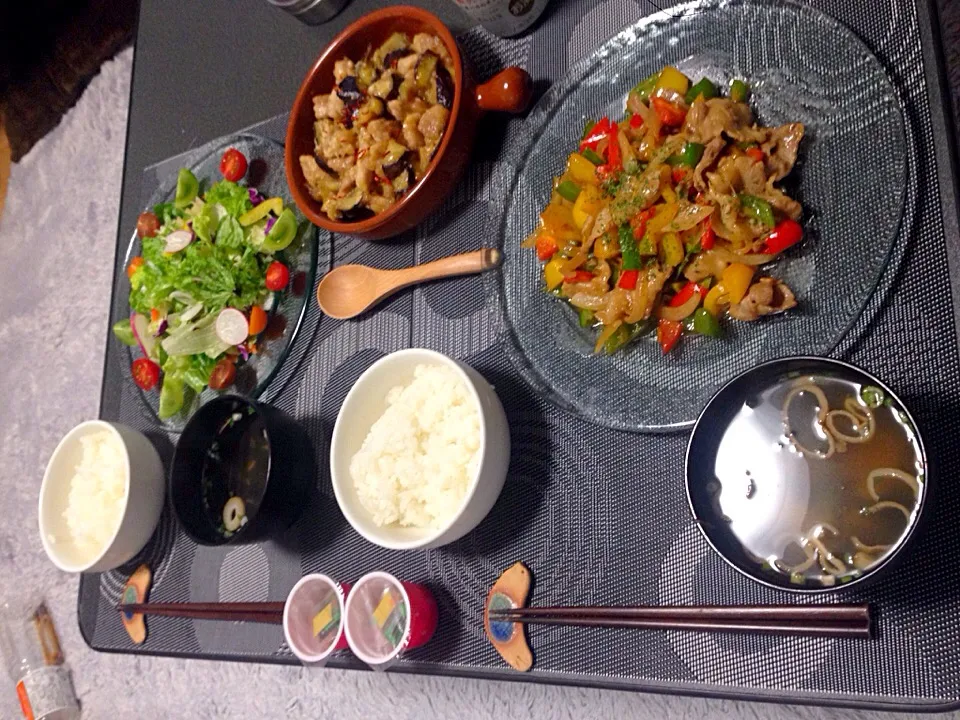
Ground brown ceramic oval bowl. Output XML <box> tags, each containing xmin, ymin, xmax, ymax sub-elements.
<box><xmin>285</xmin><ymin>5</ymin><xmax>532</xmax><ymax>241</ymax></box>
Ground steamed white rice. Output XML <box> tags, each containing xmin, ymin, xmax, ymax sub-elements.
<box><xmin>60</xmin><ymin>430</ymin><xmax>127</xmax><ymax>556</ymax></box>
<box><xmin>350</xmin><ymin>364</ymin><xmax>481</xmax><ymax>528</ymax></box>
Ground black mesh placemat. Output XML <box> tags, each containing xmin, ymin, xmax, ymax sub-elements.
<box><xmin>82</xmin><ymin>0</ymin><xmax>960</xmax><ymax>711</ymax></box>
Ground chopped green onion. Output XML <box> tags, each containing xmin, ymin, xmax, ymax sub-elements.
<box><xmin>860</xmin><ymin>385</ymin><xmax>886</xmax><ymax>409</ymax></box>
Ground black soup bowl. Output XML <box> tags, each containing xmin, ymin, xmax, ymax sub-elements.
<box><xmin>171</xmin><ymin>395</ymin><xmax>313</xmax><ymax>545</ymax></box>
<box><xmin>686</xmin><ymin>357</ymin><xmax>930</xmax><ymax>594</ymax></box>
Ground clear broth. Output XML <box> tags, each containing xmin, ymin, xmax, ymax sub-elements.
<box><xmin>200</xmin><ymin>408</ymin><xmax>270</xmax><ymax>538</ymax></box>
<box><xmin>709</xmin><ymin>374</ymin><xmax>925</xmax><ymax>588</ymax></box>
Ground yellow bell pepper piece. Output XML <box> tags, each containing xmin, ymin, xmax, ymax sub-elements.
<box><xmin>544</xmin><ymin>258</ymin><xmax>565</xmax><ymax>291</ymax></box>
<box><xmin>703</xmin><ymin>283</ymin><xmax>728</xmax><ymax>316</ymax></box>
<box><xmin>238</xmin><ymin>197</ymin><xmax>283</xmax><ymax>227</ymax></box>
<box><xmin>660</xmin><ymin>232</ymin><xmax>684</xmax><ymax>267</ymax></box>
<box><xmin>646</xmin><ymin>202</ymin><xmax>679</xmax><ymax>234</ymax></box>
<box><xmin>540</xmin><ymin>202</ymin><xmax>578</xmax><ymax>241</ymax></box>
<box><xmin>721</xmin><ymin>263</ymin><xmax>755</xmax><ymax>305</ymax></box>
<box><xmin>572</xmin><ymin>185</ymin><xmax>605</xmax><ymax>229</ymax></box>
<box><xmin>660</xmin><ymin>185</ymin><xmax>678</xmax><ymax>205</ymax></box>
<box><xmin>655</xmin><ymin>66</ymin><xmax>690</xmax><ymax>95</ymax></box>
<box><xmin>567</xmin><ymin>153</ymin><xmax>599</xmax><ymax>185</ymax></box>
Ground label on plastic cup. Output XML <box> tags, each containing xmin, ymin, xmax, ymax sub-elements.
<box><xmin>283</xmin><ymin>575</ymin><xmax>349</xmax><ymax>665</ymax></box>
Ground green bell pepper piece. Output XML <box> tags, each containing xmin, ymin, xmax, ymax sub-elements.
<box><xmin>556</xmin><ymin>180</ymin><xmax>581</xmax><ymax>203</ymax></box>
<box><xmin>667</xmin><ymin>142</ymin><xmax>705</xmax><ymax>168</ymax></box>
<box><xmin>739</xmin><ymin>194</ymin><xmax>775</xmax><ymax>228</ymax></box>
<box><xmin>632</xmin><ymin>71</ymin><xmax>660</xmax><ymax>101</ymax></box>
<box><xmin>112</xmin><ymin>319</ymin><xmax>137</xmax><ymax>346</ymax></box>
<box><xmin>581</xmin><ymin>148</ymin><xmax>605</xmax><ymax>166</ymax></box>
<box><xmin>692</xmin><ymin>308</ymin><xmax>723</xmax><ymax>337</ymax></box>
<box><xmin>685</xmin><ymin>77</ymin><xmax>717</xmax><ymax>104</ymax></box>
<box><xmin>578</xmin><ymin>308</ymin><xmax>595</xmax><ymax>328</ymax></box>
<box><xmin>636</xmin><ymin>233</ymin><xmax>657</xmax><ymax>257</ymax></box>
<box><xmin>730</xmin><ymin>79</ymin><xmax>749</xmax><ymax>103</ymax></box>
<box><xmin>617</xmin><ymin>225</ymin><xmax>642</xmax><ymax>270</ymax></box>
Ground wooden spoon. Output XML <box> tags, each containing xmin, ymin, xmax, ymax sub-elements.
<box><xmin>316</xmin><ymin>248</ymin><xmax>502</xmax><ymax>319</ymax></box>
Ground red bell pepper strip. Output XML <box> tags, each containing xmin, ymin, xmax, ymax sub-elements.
<box><xmin>564</xmin><ymin>270</ymin><xmax>594</xmax><ymax>283</ymax></box>
<box><xmin>604</xmin><ymin>121</ymin><xmax>621</xmax><ymax>170</ymax></box>
<box><xmin>535</xmin><ymin>234</ymin><xmax>558</xmax><ymax>261</ymax></box>
<box><xmin>657</xmin><ymin>318</ymin><xmax>683</xmax><ymax>354</ymax></box>
<box><xmin>700</xmin><ymin>223</ymin><xmax>716</xmax><ymax>250</ymax></box>
<box><xmin>651</xmin><ymin>97</ymin><xmax>686</xmax><ymax>127</ymax></box>
<box><xmin>671</xmin><ymin>167</ymin><xmax>687</xmax><ymax>184</ymax></box>
<box><xmin>763</xmin><ymin>218</ymin><xmax>803</xmax><ymax>254</ymax></box>
<box><xmin>579</xmin><ymin>117</ymin><xmax>611</xmax><ymax>153</ymax></box>
<box><xmin>746</xmin><ymin>146</ymin><xmax>765</xmax><ymax>163</ymax></box>
<box><xmin>631</xmin><ymin>208</ymin><xmax>654</xmax><ymax>240</ymax></box>
<box><xmin>629</xmin><ymin>113</ymin><xmax>643</xmax><ymax>129</ymax></box>
<box><xmin>668</xmin><ymin>281</ymin><xmax>706</xmax><ymax>307</ymax></box>
<box><xmin>618</xmin><ymin>269</ymin><xmax>639</xmax><ymax>290</ymax></box>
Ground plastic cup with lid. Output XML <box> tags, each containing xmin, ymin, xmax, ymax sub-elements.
<box><xmin>282</xmin><ymin>574</ymin><xmax>351</xmax><ymax>666</ymax></box>
<box><xmin>343</xmin><ymin>571</ymin><xmax>438</xmax><ymax>670</ymax></box>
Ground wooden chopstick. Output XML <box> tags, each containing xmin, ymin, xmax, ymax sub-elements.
<box><xmin>488</xmin><ymin>604</ymin><xmax>870</xmax><ymax>624</ymax></box>
<box><xmin>488</xmin><ymin>605</ymin><xmax>872</xmax><ymax>639</ymax></box>
<box><xmin>117</xmin><ymin>601</ymin><xmax>285</xmax><ymax>625</ymax></box>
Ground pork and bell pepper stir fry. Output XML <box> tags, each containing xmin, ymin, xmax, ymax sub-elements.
<box><xmin>300</xmin><ymin>31</ymin><xmax>455</xmax><ymax>221</ymax></box>
<box><xmin>524</xmin><ymin>66</ymin><xmax>805</xmax><ymax>354</ymax></box>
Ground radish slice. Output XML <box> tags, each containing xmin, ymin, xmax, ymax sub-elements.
<box><xmin>131</xmin><ymin>312</ymin><xmax>156</xmax><ymax>358</ymax></box>
<box><xmin>216</xmin><ymin>308</ymin><xmax>249</xmax><ymax>345</ymax></box>
<box><xmin>164</xmin><ymin>229</ymin><xmax>194</xmax><ymax>253</ymax></box>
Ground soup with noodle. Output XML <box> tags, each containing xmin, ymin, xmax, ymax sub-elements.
<box><xmin>705</xmin><ymin>373</ymin><xmax>925</xmax><ymax>589</ymax></box>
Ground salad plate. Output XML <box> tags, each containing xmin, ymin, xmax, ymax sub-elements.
<box><xmin>494</xmin><ymin>0</ymin><xmax>909</xmax><ymax>432</ymax></box>
<box><xmin>115</xmin><ymin>134</ymin><xmax>320</xmax><ymax>429</ymax></box>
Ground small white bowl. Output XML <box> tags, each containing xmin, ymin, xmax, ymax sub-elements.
<box><xmin>39</xmin><ymin>420</ymin><xmax>166</xmax><ymax>573</ymax></box>
<box><xmin>330</xmin><ymin>348</ymin><xmax>510</xmax><ymax>550</ymax></box>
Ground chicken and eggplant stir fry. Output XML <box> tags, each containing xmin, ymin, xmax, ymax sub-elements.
<box><xmin>299</xmin><ymin>32</ymin><xmax>455</xmax><ymax>221</ymax></box>
<box><xmin>523</xmin><ymin>66</ymin><xmax>805</xmax><ymax>354</ymax></box>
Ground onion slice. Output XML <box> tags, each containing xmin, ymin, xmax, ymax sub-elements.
<box><xmin>215</xmin><ymin>308</ymin><xmax>249</xmax><ymax>345</ymax></box>
<box><xmin>164</xmin><ymin>229</ymin><xmax>194</xmax><ymax>254</ymax></box>
<box><xmin>712</xmin><ymin>247</ymin><xmax>776</xmax><ymax>266</ymax></box>
<box><xmin>657</xmin><ymin>292</ymin><xmax>701</xmax><ymax>321</ymax></box>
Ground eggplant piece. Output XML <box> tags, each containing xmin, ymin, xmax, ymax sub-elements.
<box><xmin>383</xmin><ymin>150</ymin><xmax>413</xmax><ymax>181</ymax></box>
<box><xmin>368</xmin><ymin>72</ymin><xmax>396</xmax><ymax>100</ymax></box>
<box><xmin>335</xmin><ymin>186</ymin><xmax>374</xmax><ymax>221</ymax></box>
<box><xmin>356</xmin><ymin>62</ymin><xmax>376</xmax><ymax>89</ymax></box>
<box><xmin>435</xmin><ymin>64</ymin><xmax>454</xmax><ymax>109</ymax></box>
<box><xmin>416</xmin><ymin>52</ymin><xmax>439</xmax><ymax>91</ymax></box>
<box><xmin>383</xmin><ymin>140</ymin><xmax>408</xmax><ymax>168</ymax></box>
<box><xmin>391</xmin><ymin>166</ymin><xmax>416</xmax><ymax>196</ymax></box>
<box><xmin>316</xmin><ymin>156</ymin><xmax>339</xmax><ymax>179</ymax></box>
<box><xmin>336</xmin><ymin>76</ymin><xmax>364</xmax><ymax>104</ymax></box>
<box><xmin>375</xmin><ymin>32</ymin><xmax>410</xmax><ymax>67</ymax></box>
<box><xmin>340</xmin><ymin>205</ymin><xmax>375</xmax><ymax>222</ymax></box>
<box><xmin>384</xmin><ymin>48</ymin><xmax>414</xmax><ymax>70</ymax></box>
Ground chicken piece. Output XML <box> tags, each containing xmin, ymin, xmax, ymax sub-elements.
<box><xmin>355</xmin><ymin>160</ymin><xmax>375</xmax><ymax>196</ymax></box>
<box><xmin>683</xmin><ymin>249</ymin><xmax>729</xmax><ymax>283</ymax></box>
<box><xmin>624</xmin><ymin>266</ymin><xmax>668</xmax><ymax>323</ymax></box>
<box><xmin>728</xmin><ymin>277</ymin><xmax>797</xmax><ymax>321</ymax></box>
<box><xmin>412</xmin><ymin>33</ymin><xmax>453</xmax><ymax>67</ymax></box>
<box><xmin>318</xmin><ymin>123</ymin><xmax>356</xmax><ymax>162</ymax></box>
<box><xmin>397</xmin><ymin>53</ymin><xmax>419</xmax><ymax>76</ymax></box>
<box><xmin>365</xmin><ymin>118</ymin><xmax>400</xmax><ymax>143</ymax></box>
<box><xmin>368</xmin><ymin>194</ymin><xmax>393</xmax><ymax>214</ymax></box>
<box><xmin>326</xmin><ymin>153</ymin><xmax>356</xmax><ymax>176</ymax></box>
<box><xmin>418</xmin><ymin>104</ymin><xmax>450</xmax><ymax>154</ymax></box>
<box><xmin>763</xmin><ymin>176</ymin><xmax>802</xmax><ymax>221</ymax></box>
<box><xmin>693</xmin><ymin>137</ymin><xmax>725</xmax><ymax>191</ymax></box>
<box><xmin>761</xmin><ymin>123</ymin><xmax>805</xmax><ymax>181</ymax></box>
<box><xmin>333</xmin><ymin>58</ymin><xmax>355</xmax><ymax>84</ymax></box>
<box><xmin>313</xmin><ymin>92</ymin><xmax>345</xmax><ymax>121</ymax></box>
<box><xmin>402</xmin><ymin>112</ymin><xmax>424</xmax><ymax>149</ymax></box>
<box><xmin>683</xmin><ymin>97</ymin><xmax>765</xmax><ymax>145</ymax></box>
<box><xmin>594</xmin><ymin>288</ymin><xmax>631</xmax><ymax>325</ymax></box>
<box><xmin>299</xmin><ymin>155</ymin><xmax>337</xmax><ymax>201</ymax></box>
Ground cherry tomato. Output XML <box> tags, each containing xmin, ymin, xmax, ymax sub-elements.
<box><xmin>208</xmin><ymin>357</ymin><xmax>237</xmax><ymax>390</ymax></box>
<box><xmin>219</xmin><ymin>148</ymin><xmax>248</xmax><ymax>182</ymax></box>
<box><xmin>265</xmin><ymin>261</ymin><xmax>290</xmax><ymax>291</ymax></box>
<box><xmin>248</xmin><ymin>306</ymin><xmax>268</xmax><ymax>336</ymax></box>
<box><xmin>136</xmin><ymin>211</ymin><xmax>160</xmax><ymax>238</ymax></box>
<box><xmin>131</xmin><ymin>358</ymin><xmax>160</xmax><ymax>391</ymax></box>
<box><xmin>127</xmin><ymin>256</ymin><xmax>145</xmax><ymax>279</ymax></box>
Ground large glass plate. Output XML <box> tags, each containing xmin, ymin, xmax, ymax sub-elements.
<box><xmin>117</xmin><ymin>134</ymin><xmax>320</xmax><ymax>430</ymax></box>
<box><xmin>495</xmin><ymin>0</ymin><xmax>908</xmax><ymax>432</ymax></box>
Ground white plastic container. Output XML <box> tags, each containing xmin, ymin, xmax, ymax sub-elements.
<box><xmin>451</xmin><ymin>0</ymin><xmax>552</xmax><ymax>37</ymax></box>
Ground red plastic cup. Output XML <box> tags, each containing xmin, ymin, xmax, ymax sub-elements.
<box><xmin>343</xmin><ymin>571</ymin><xmax>438</xmax><ymax>669</ymax></box>
<box><xmin>283</xmin><ymin>574</ymin><xmax>351</xmax><ymax>664</ymax></box>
